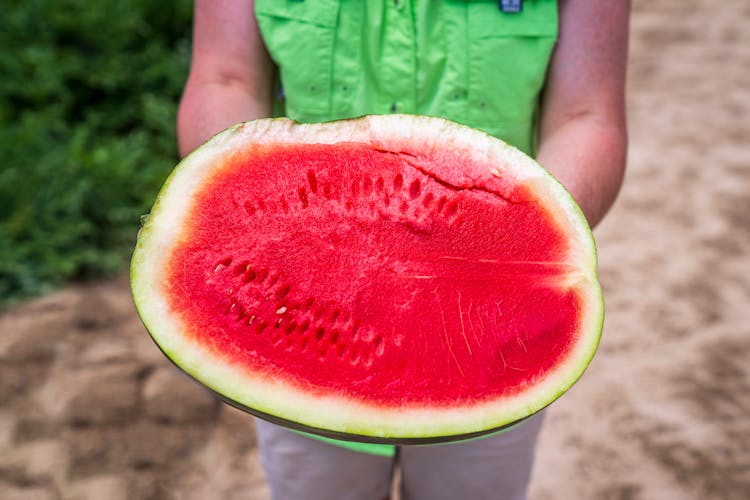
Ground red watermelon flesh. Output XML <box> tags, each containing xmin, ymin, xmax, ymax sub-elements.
<box><xmin>131</xmin><ymin>116</ymin><xmax>603</xmax><ymax>442</ymax></box>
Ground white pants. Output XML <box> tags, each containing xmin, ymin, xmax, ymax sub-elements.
<box><xmin>256</xmin><ymin>411</ymin><xmax>545</xmax><ymax>500</ymax></box>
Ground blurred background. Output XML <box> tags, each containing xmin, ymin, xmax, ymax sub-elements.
<box><xmin>1</xmin><ymin>0</ymin><xmax>748</xmax><ymax>499</ymax></box>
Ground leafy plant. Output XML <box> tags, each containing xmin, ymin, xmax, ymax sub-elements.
<box><xmin>0</xmin><ymin>0</ymin><xmax>193</xmax><ymax>305</ymax></box>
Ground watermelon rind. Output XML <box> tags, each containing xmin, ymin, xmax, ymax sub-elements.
<box><xmin>131</xmin><ymin>115</ymin><xmax>603</xmax><ymax>442</ymax></box>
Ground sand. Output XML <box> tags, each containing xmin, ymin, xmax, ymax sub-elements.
<box><xmin>1</xmin><ymin>0</ymin><xmax>748</xmax><ymax>498</ymax></box>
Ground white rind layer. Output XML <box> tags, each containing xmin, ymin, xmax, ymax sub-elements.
<box><xmin>131</xmin><ymin>115</ymin><xmax>603</xmax><ymax>440</ymax></box>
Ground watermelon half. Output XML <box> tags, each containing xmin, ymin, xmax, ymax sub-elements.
<box><xmin>131</xmin><ymin>115</ymin><xmax>603</xmax><ymax>444</ymax></box>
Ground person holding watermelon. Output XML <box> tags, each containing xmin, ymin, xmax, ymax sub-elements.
<box><xmin>176</xmin><ymin>1</ymin><xmax>629</xmax><ymax>498</ymax></box>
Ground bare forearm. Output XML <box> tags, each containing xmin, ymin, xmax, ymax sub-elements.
<box><xmin>536</xmin><ymin>0</ymin><xmax>629</xmax><ymax>229</ymax></box>
<box><xmin>177</xmin><ymin>79</ymin><xmax>272</xmax><ymax>158</ymax></box>
<box><xmin>536</xmin><ymin>115</ymin><xmax>627</xmax><ymax>229</ymax></box>
<box><xmin>178</xmin><ymin>0</ymin><xmax>274</xmax><ymax>157</ymax></box>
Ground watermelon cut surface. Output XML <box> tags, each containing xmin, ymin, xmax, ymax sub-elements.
<box><xmin>131</xmin><ymin>115</ymin><xmax>603</xmax><ymax>443</ymax></box>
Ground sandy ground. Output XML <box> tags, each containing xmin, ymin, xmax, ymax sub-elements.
<box><xmin>2</xmin><ymin>0</ymin><xmax>749</xmax><ymax>498</ymax></box>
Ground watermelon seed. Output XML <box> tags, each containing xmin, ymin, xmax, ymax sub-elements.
<box><xmin>277</xmin><ymin>284</ymin><xmax>291</xmax><ymax>300</ymax></box>
<box><xmin>375</xmin><ymin>176</ymin><xmax>384</xmax><ymax>192</ymax></box>
<box><xmin>304</xmin><ymin>297</ymin><xmax>315</xmax><ymax>309</ymax></box>
<box><xmin>362</xmin><ymin>177</ymin><xmax>373</xmax><ymax>195</ymax></box>
<box><xmin>374</xmin><ymin>336</ymin><xmax>385</xmax><ymax>357</ymax></box>
<box><xmin>490</xmin><ymin>168</ymin><xmax>502</xmax><ymax>178</ymax></box>
<box><xmin>298</xmin><ymin>187</ymin><xmax>308</xmax><ymax>207</ymax></box>
<box><xmin>351</xmin><ymin>179</ymin><xmax>360</xmax><ymax>197</ymax></box>
<box><xmin>245</xmin><ymin>315</ymin><xmax>255</xmax><ymax>326</ymax></box>
<box><xmin>393</xmin><ymin>173</ymin><xmax>404</xmax><ymax>190</ymax></box>
<box><xmin>257</xmin><ymin>199</ymin><xmax>266</xmax><ymax>211</ymax></box>
<box><xmin>350</xmin><ymin>353</ymin><xmax>361</xmax><ymax>366</ymax></box>
<box><xmin>236</xmin><ymin>308</ymin><xmax>246</xmax><ymax>322</ymax></box>
<box><xmin>253</xmin><ymin>268</ymin><xmax>267</xmax><ymax>283</ymax></box>
<box><xmin>336</xmin><ymin>344</ymin><xmax>346</xmax><ymax>358</ymax></box>
<box><xmin>436</xmin><ymin>196</ymin><xmax>447</xmax><ymax>212</ymax></box>
<box><xmin>322</xmin><ymin>183</ymin><xmax>332</xmax><ymax>199</ymax></box>
<box><xmin>284</xmin><ymin>322</ymin><xmax>297</xmax><ymax>335</ymax></box>
<box><xmin>422</xmin><ymin>192</ymin><xmax>434</xmax><ymax>208</ymax></box>
<box><xmin>383</xmin><ymin>193</ymin><xmax>390</xmax><ymax>207</ymax></box>
<box><xmin>315</xmin><ymin>327</ymin><xmax>325</xmax><ymax>341</ymax></box>
<box><xmin>299</xmin><ymin>319</ymin><xmax>310</xmax><ymax>332</ymax></box>
<box><xmin>329</xmin><ymin>331</ymin><xmax>339</xmax><ymax>343</ymax></box>
<box><xmin>234</xmin><ymin>262</ymin><xmax>249</xmax><ymax>275</ymax></box>
<box><xmin>276</xmin><ymin>306</ymin><xmax>287</xmax><ymax>315</ymax></box>
<box><xmin>215</xmin><ymin>257</ymin><xmax>232</xmax><ymax>272</ymax></box>
<box><xmin>445</xmin><ymin>200</ymin><xmax>459</xmax><ymax>218</ymax></box>
<box><xmin>306</xmin><ymin>170</ymin><xmax>318</xmax><ymax>194</ymax></box>
<box><xmin>409</xmin><ymin>179</ymin><xmax>421</xmax><ymax>199</ymax></box>
<box><xmin>330</xmin><ymin>309</ymin><xmax>341</xmax><ymax>324</ymax></box>
<box><xmin>256</xmin><ymin>321</ymin><xmax>268</xmax><ymax>334</ymax></box>
<box><xmin>243</xmin><ymin>268</ymin><xmax>256</xmax><ymax>283</ymax></box>
<box><xmin>275</xmin><ymin>318</ymin><xmax>283</xmax><ymax>328</ymax></box>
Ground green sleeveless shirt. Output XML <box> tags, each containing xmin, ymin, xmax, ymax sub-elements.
<box><xmin>255</xmin><ymin>0</ymin><xmax>558</xmax><ymax>456</ymax></box>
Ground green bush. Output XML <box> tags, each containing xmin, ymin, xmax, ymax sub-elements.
<box><xmin>0</xmin><ymin>0</ymin><xmax>192</xmax><ymax>306</ymax></box>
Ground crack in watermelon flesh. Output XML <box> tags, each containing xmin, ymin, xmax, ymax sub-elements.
<box><xmin>165</xmin><ymin>142</ymin><xmax>583</xmax><ymax>408</ymax></box>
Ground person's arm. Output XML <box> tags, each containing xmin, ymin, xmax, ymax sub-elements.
<box><xmin>536</xmin><ymin>0</ymin><xmax>630</xmax><ymax>228</ymax></box>
<box><xmin>177</xmin><ymin>0</ymin><xmax>274</xmax><ymax>158</ymax></box>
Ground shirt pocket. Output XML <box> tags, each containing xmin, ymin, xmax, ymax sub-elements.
<box><xmin>466</xmin><ymin>0</ymin><xmax>558</xmax><ymax>154</ymax></box>
<box><xmin>255</xmin><ymin>0</ymin><xmax>339</xmax><ymax>119</ymax></box>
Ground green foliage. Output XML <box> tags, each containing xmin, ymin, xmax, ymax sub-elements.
<box><xmin>0</xmin><ymin>0</ymin><xmax>193</xmax><ymax>305</ymax></box>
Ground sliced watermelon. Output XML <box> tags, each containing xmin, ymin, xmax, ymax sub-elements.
<box><xmin>131</xmin><ymin>115</ymin><xmax>603</xmax><ymax>443</ymax></box>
